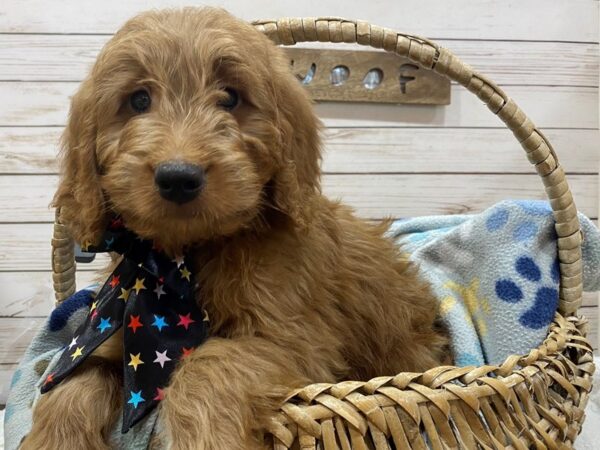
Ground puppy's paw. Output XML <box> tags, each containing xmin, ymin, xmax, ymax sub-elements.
<box><xmin>159</xmin><ymin>392</ymin><xmax>267</xmax><ymax>450</ymax></box>
<box><xmin>158</xmin><ymin>337</ymin><xmax>296</xmax><ymax>450</ymax></box>
<box><xmin>21</xmin><ymin>362</ymin><xmax>120</xmax><ymax>450</ymax></box>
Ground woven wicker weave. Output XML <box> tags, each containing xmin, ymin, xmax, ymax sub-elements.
<box><xmin>51</xmin><ymin>17</ymin><xmax>595</xmax><ymax>449</ymax></box>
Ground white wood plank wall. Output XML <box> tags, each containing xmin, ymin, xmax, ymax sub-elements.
<box><xmin>0</xmin><ymin>0</ymin><xmax>598</xmax><ymax>404</ymax></box>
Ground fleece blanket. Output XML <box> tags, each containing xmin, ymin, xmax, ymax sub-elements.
<box><xmin>389</xmin><ymin>200</ymin><xmax>600</xmax><ymax>366</ymax></box>
<box><xmin>4</xmin><ymin>200</ymin><xmax>600</xmax><ymax>449</ymax></box>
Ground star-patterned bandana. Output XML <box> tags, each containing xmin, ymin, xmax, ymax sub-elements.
<box><xmin>40</xmin><ymin>216</ymin><xmax>210</xmax><ymax>432</ymax></box>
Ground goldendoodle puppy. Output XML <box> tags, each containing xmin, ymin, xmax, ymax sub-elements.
<box><xmin>23</xmin><ymin>8</ymin><xmax>448</xmax><ymax>450</ymax></box>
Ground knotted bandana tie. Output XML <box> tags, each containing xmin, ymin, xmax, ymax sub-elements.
<box><xmin>40</xmin><ymin>217</ymin><xmax>210</xmax><ymax>432</ymax></box>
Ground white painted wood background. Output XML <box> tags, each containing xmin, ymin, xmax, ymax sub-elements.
<box><xmin>0</xmin><ymin>0</ymin><xmax>598</xmax><ymax>405</ymax></box>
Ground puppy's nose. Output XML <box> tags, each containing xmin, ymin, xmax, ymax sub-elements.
<box><xmin>154</xmin><ymin>161</ymin><xmax>204</xmax><ymax>204</ymax></box>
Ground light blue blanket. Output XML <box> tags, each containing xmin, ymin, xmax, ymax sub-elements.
<box><xmin>389</xmin><ymin>200</ymin><xmax>600</xmax><ymax>366</ymax></box>
<box><xmin>4</xmin><ymin>200</ymin><xmax>599</xmax><ymax>449</ymax></box>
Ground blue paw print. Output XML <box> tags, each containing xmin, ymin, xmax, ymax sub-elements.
<box><xmin>486</xmin><ymin>201</ymin><xmax>552</xmax><ymax>242</ymax></box>
<box><xmin>495</xmin><ymin>256</ymin><xmax>558</xmax><ymax>329</ymax></box>
<box><xmin>512</xmin><ymin>221</ymin><xmax>538</xmax><ymax>242</ymax></box>
<box><xmin>486</xmin><ymin>208</ymin><xmax>509</xmax><ymax>231</ymax></box>
<box><xmin>516</xmin><ymin>200</ymin><xmax>552</xmax><ymax>216</ymax></box>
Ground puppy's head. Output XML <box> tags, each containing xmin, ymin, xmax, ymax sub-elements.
<box><xmin>54</xmin><ymin>8</ymin><xmax>321</xmax><ymax>254</ymax></box>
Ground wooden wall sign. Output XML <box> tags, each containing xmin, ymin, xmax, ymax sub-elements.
<box><xmin>283</xmin><ymin>47</ymin><xmax>451</xmax><ymax>105</ymax></box>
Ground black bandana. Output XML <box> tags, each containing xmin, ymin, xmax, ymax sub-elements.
<box><xmin>40</xmin><ymin>217</ymin><xmax>210</xmax><ymax>432</ymax></box>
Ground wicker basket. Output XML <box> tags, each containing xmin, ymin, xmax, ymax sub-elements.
<box><xmin>51</xmin><ymin>17</ymin><xmax>595</xmax><ymax>450</ymax></box>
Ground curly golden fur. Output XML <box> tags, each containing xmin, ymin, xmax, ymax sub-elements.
<box><xmin>22</xmin><ymin>7</ymin><xmax>449</xmax><ymax>450</ymax></box>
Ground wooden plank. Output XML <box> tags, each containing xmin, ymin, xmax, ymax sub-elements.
<box><xmin>0</xmin><ymin>174</ymin><xmax>596</xmax><ymax>223</ymax></box>
<box><xmin>0</xmin><ymin>82</ymin><xmax>78</xmax><ymax>127</ymax></box>
<box><xmin>0</xmin><ymin>175</ymin><xmax>56</xmax><ymax>221</ymax></box>
<box><xmin>1</xmin><ymin>35</ymin><xmax>596</xmax><ymax>86</ymax></box>
<box><xmin>315</xmin><ymin>86</ymin><xmax>599</xmax><ymax>129</ymax></box>
<box><xmin>0</xmin><ymin>308</ymin><xmax>596</xmax><ymax>372</ymax></box>
<box><xmin>581</xmin><ymin>293</ymin><xmax>597</xmax><ymax>309</ymax></box>
<box><xmin>0</xmin><ymin>127</ymin><xmax>61</xmax><ymax>174</ymax></box>
<box><xmin>0</xmin><ymin>82</ymin><xmax>597</xmax><ymax>128</ymax></box>
<box><xmin>0</xmin><ymin>0</ymin><xmax>597</xmax><ymax>42</ymax></box>
<box><xmin>321</xmin><ymin>128</ymin><xmax>600</xmax><ymax>175</ymax></box>
<box><xmin>0</xmin><ymin>272</ymin><xmax>98</xmax><ymax>317</ymax></box>
<box><xmin>2</xmin><ymin>127</ymin><xmax>598</xmax><ymax>175</ymax></box>
<box><xmin>320</xmin><ymin>174</ymin><xmax>598</xmax><ymax>219</ymax></box>
<box><xmin>0</xmin><ymin>224</ymin><xmax>109</xmax><ymax>272</ymax></box>
<box><xmin>1</xmin><ymin>271</ymin><xmax>595</xmax><ymax>320</ymax></box>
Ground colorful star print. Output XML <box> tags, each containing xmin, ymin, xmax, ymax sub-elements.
<box><xmin>40</xmin><ymin>217</ymin><xmax>210</xmax><ymax>432</ymax></box>
<box><xmin>151</xmin><ymin>315</ymin><xmax>168</xmax><ymax>331</ymax></box>
<box><xmin>154</xmin><ymin>283</ymin><xmax>166</xmax><ymax>299</ymax></box>
<box><xmin>97</xmin><ymin>317</ymin><xmax>112</xmax><ymax>333</ymax></box>
<box><xmin>177</xmin><ymin>313</ymin><xmax>195</xmax><ymax>330</ymax></box>
<box><xmin>153</xmin><ymin>350</ymin><xmax>171</xmax><ymax>368</ymax></box>
<box><xmin>110</xmin><ymin>217</ymin><xmax>123</xmax><ymax>229</ymax></box>
<box><xmin>118</xmin><ymin>288</ymin><xmax>131</xmax><ymax>302</ymax></box>
<box><xmin>70</xmin><ymin>346</ymin><xmax>84</xmax><ymax>361</ymax></box>
<box><xmin>127</xmin><ymin>315</ymin><xmax>143</xmax><ymax>333</ymax></box>
<box><xmin>180</xmin><ymin>266</ymin><xmax>191</xmax><ymax>281</ymax></box>
<box><xmin>128</xmin><ymin>353</ymin><xmax>144</xmax><ymax>371</ymax></box>
<box><xmin>89</xmin><ymin>301</ymin><xmax>98</xmax><ymax>320</ymax></box>
<box><xmin>43</xmin><ymin>373</ymin><xmax>55</xmax><ymax>385</ymax></box>
<box><xmin>67</xmin><ymin>336</ymin><xmax>78</xmax><ymax>350</ymax></box>
<box><xmin>153</xmin><ymin>387</ymin><xmax>165</xmax><ymax>401</ymax></box>
<box><xmin>109</xmin><ymin>275</ymin><xmax>120</xmax><ymax>289</ymax></box>
<box><xmin>128</xmin><ymin>390</ymin><xmax>145</xmax><ymax>408</ymax></box>
<box><xmin>133</xmin><ymin>278</ymin><xmax>146</xmax><ymax>294</ymax></box>
<box><xmin>173</xmin><ymin>255</ymin><xmax>185</xmax><ymax>267</ymax></box>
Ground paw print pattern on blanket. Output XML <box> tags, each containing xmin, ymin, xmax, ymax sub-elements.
<box><xmin>486</xmin><ymin>201</ymin><xmax>547</xmax><ymax>243</ymax></box>
<box><xmin>495</xmin><ymin>256</ymin><xmax>559</xmax><ymax>329</ymax></box>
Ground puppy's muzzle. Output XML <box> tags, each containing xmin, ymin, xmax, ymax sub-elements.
<box><xmin>154</xmin><ymin>161</ymin><xmax>205</xmax><ymax>204</ymax></box>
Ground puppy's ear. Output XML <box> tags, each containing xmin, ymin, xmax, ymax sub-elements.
<box><xmin>52</xmin><ymin>77</ymin><xmax>107</xmax><ymax>246</ymax></box>
<box><xmin>271</xmin><ymin>71</ymin><xmax>322</xmax><ymax>228</ymax></box>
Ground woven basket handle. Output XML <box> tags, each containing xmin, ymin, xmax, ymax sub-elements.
<box><xmin>252</xmin><ymin>17</ymin><xmax>583</xmax><ymax>315</ymax></box>
<box><xmin>53</xmin><ymin>17</ymin><xmax>584</xmax><ymax>315</ymax></box>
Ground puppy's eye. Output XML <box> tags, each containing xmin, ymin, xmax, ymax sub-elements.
<box><xmin>130</xmin><ymin>89</ymin><xmax>151</xmax><ymax>113</ymax></box>
<box><xmin>218</xmin><ymin>88</ymin><xmax>239</xmax><ymax>111</ymax></box>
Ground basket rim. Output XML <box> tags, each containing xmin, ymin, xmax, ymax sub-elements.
<box><xmin>265</xmin><ymin>312</ymin><xmax>593</xmax><ymax>434</ymax></box>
